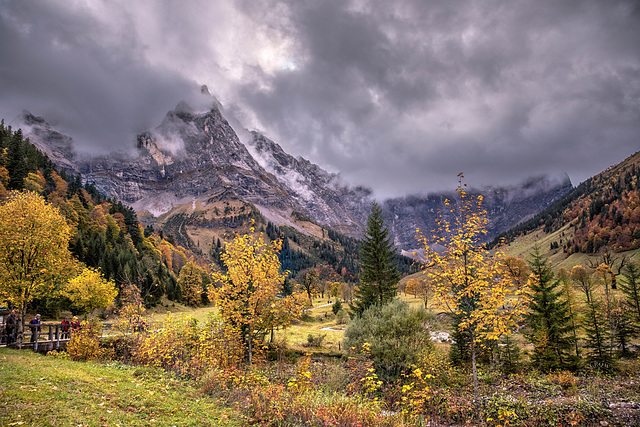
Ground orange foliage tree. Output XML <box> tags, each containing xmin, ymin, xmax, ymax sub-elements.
<box><xmin>0</xmin><ymin>191</ymin><xmax>75</xmax><ymax>339</ymax></box>
<box><xmin>178</xmin><ymin>260</ymin><xmax>206</xmax><ymax>307</ymax></box>
<box><xmin>416</xmin><ymin>176</ymin><xmax>531</xmax><ymax>420</ymax></box>
<box><xmin>210</xmin><ymin>226</ymin><xmax>305</xmax><ymax>365</ymax></box>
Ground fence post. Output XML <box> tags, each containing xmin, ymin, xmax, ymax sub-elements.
<box><xmin>55</xmin><ymin>325</ymin><xmax>60</xmax><ymax>349</ymax></box>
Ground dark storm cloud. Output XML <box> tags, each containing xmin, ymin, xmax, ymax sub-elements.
<box><xmin>0</xmin><ymin>1</ymin><xmax>200</xmax><ymax>153</ymax></box>
<box><xmin>1</xmin><ymin>0</ymin><xmax>639</xmax><ymax>197</ymax></box>
<box><xmin>235</xmin><ymin>0</ymin><xmax>640</xmax><ymax>197</ymax></box>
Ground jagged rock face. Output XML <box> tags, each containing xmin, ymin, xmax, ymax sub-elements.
<box><xmin>25</xmin><ymin>101</ymin><xmax>572</xmax><ymax>251</ymax></box>
<box><xmin>25</xmin><ymin>103</ymin><xmax>370</xmax><ymax>236</ymax></box>
<box><xmin>246</xmin><ymin>132</ymin><xmax>371</xmax><ymax>234</ymax></box>
<box><xmin>22</xmin><ymin>112</ymin><xmax>78</xmax><ymax>172</ymax></box>
<box><xmin>382</xmin><ymin>175</ymin><xmax>574</xmax><ymax>252</ymax></box>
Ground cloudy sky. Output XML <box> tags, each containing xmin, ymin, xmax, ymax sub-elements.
<box><xmin>1</xmin><ymin>0</ymin><xmax>639</xmax><ymax>198</ymax></box>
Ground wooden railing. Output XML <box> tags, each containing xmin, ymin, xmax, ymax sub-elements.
<box><xmin>1</xmin><ymin>323</ymin><xmax>72</xmax><ymax>352</ymax></box>
<box><xmin>1</xmin><ymin>321</ymin><xmax>162</xmax><ymax>352</ymax></box>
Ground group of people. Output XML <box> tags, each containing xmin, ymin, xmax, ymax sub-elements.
<box><xmin>2</xmin><ymin>311</ymin><xmax>81</xmax><ymax>344</ymax></box>
<box><xmin>60</xmin><ymin>316</ymin><xmax>81</xmax><ymax>338</ymax></box>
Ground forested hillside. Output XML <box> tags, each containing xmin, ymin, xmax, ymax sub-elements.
<box><xmin>490</xmin><ymin>151</ymin><xmax>640</xmax><ymax>254</ymax></box>
<box><xmin>0</xmin><ymin>121</ymin><xmax>205</xmax><ymax>313</ymax></box>
<box><xmin>0</xmin><ymin>121</ymin><xmax>415</xmax><ymax>316</ymax></box>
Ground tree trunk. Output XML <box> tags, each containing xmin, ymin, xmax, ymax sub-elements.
<box><xmin>470</xmin><ymin>338</ymin><xmax>482</xmax><ymax>425</ymax></box>
<box><xmin>248</xmin><ymin>329</ymin><xmax>253</xmax><ymax>366</ymax></box>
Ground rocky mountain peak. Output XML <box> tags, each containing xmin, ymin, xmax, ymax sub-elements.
<box><xmin>24</xmin><ymin>96</ymin><xmax>574</xmax><ymax>249</ymax></box>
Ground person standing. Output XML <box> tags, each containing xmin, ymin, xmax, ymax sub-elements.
<box><xmin>5</xmin><ymin>310</ymin><xmax>17</xmax><ymax>344</ymax></box>
<box><xmin>61</xmin><ymin>317</ymin><xmax>70</xmax><ymax>339</ymax></box>
<box><xmin>71</xmin><ymin>316</ymin><xmax>80</xmax><ymax>333</ymax></box>
<box><xmin>29</xmin><ymin>314</ymin><xmax>41</xmax><ymax>343</ymax></box>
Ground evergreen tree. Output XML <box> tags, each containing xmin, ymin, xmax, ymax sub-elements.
<box><xmin>525</xmin><ymin>247</ymin><xmax>577</xmax><ymax>371</ymax></box>
<box><xmin>620</xmin><ymin>261</ymin><xmax>640</xmax><ymax>328</ymax></box>
<box><xmin>281</xmin><ymin>277</ymin><xmax>294</xmax><ymax>297</ymax></box>
<box><xmin>6</xmin><ymin>130</ymin><xmax>27</xmax><ymax>190</ymax></box>
<box><xmin>571</xmin><ymin>265</ymin><xmax>614</xmax><ymax>370</ymax></box>
<box><xmin>583</xmin><ymin>283</ymin><xmax>614</xmax><ymax>370</ymax></box>
<box><xmin>350</xmin><ymin>201</ymin><xmax>400</xmax><ymax>317</ymax></box>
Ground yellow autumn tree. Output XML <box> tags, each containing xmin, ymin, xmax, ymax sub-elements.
<box><xmin>210</xmin><ymin>226</ymin><xmax>304</xmax><ymax>365</ymax></box>
<box><xmin>178</xmin><ymin>260</ymin><xmax>205</xmax><ymax>307</ymax></box>
<box><xmin>0</xmin><ymin>191</ymin><xmax>75</xmax><ymax>339</ymax></box>
<box><xmin>405</xmin><ymin>278</ymin><xmax>418</xmax><ymax>298</ymax></box>
<box><xmin>61</xmin><ymin>266</ymin><xmax>118</xmax><ymax>315</ymax></box>
<box><xmin>416</xmin><ymin>176</ymin><xmax>531</xmax><ymax>420</ymax></box>
<box><xmin>414</xmin><ymin>279</ymin><xmax>434</xmax><ymax>310</ymax></box>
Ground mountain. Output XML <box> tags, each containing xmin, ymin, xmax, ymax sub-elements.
<box><xmin>491</xmin><ymin>150</ymin><xmax>640</xmax><ymax>257</ymax></box>
<box><xmin>383</xmin><ymin>174</ymin><xmax>573</xmax><ymax>255</ymax></box>
<box><xmin>23</xmin><ymin>96</ymin><xmax>371</xmax><ymax>238</ymax></box>
<box><xmin>21</xmin><ymin>91</ymin><xmax>573</xmax><ymax>256</ymax></box>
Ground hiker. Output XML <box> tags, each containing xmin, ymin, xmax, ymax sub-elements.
<box><xmin>29</xmin><ymin>314</ymin><xmax>41</xmax><ymax>343</ymax></box>
<box><xmin>61</xmin><ymin>317</ymin><xmax>70</xmax><ymax>339</ymax></box>
<box><xmin>5</xmin><ymin>310</ymin><xmax>17</xmax><ymax>344</ymax></box>
<box><xmin>71</xmin><ymin>316</ymin><xmax>80</xmax><ymax>333</ymax></box>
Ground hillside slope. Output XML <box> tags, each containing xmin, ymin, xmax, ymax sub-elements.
<box><xmin>493</xmin><ymin>151</ymin><xmax>640</xmax><ymax>268</ymax></box>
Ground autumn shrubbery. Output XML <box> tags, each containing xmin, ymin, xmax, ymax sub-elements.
<box><xmin>201</xmin><ymin>354</ymin><xmax>403</xmax><ymax>427</ymax></box>
<box><xmin>127</xmin><ymin>313</ymin><xmax>244</xmax><ymax>379</ymax></box>
<box><xmin>66</xmin><ymin>319</ymin><xmax>104</xmax><ymax>361</ymax></box>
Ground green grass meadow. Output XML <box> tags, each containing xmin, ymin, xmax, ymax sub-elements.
<box><xmin>0</xmin><ymin>348</ymin><xmax>243</xmax><ymax>427</ymax></box>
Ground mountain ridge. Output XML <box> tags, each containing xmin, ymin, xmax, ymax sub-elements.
<box><xmin>21</xmin><ymin>95</ymin><xmax>574</xmax><ymax>254</ymax></box>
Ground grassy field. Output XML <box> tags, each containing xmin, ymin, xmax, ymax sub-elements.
<box><xmin>496</xmin><ymin>223</ymin><xmax>640</xmax><ymax>271</ymax></box>
<box><xmin>141</xmin><ymin>293</ymin><xmax>449</xmax><ymax>356</ymax></box>
<box><xmin>0</xmin><ymin>348</ymin><xmax>244</xmax><ymax>427</ymax></box>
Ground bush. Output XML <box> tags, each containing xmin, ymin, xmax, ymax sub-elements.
<box><xmin>336</xmin><ymin>309</ymin><xmax>349</xmax><ymax>324</ymax></box>
<box><xmin>66</xmin><ymin>319</ymin><xmax>104</xmax><ymax>362</ymax></box>
<box><xmin>344</xmin><ymin>300</ymin><xmax>433</xmax><ymax>378</ymax></box>
<box><xmin>304</xmin><ymin>334</ymin><xmax>326</xmax><ymax>347</ymax></box>
<box><xmin>129</xmin><ymin>314</ymin><xmax>244</xmax><ymax>378</ymax></box>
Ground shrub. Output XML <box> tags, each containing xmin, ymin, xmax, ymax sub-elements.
<box><xmin>336</xmin><ymin>309</ymin><xmax>349</xmax><ymax>324</ymax></box>
<box><xmin>66</xmin><ymin>319</ymin><xmax>104</xmax><ymax>362</ymax></box>
<box><xmin>130</xmin><ymin>313</ymin><xmax>244</xmax><ymax>378</ymax></box>
<box><xmin>304</xmin><ymin>333</ymin><xmax>326</xmax><ymax>347</ymax></box>
<box><xmin>344</xmin><ymin>300</ymin><xmax>433</xmax><ymax>378</ymax></box>
<box><xmin>546</xmin><ymin>371</ymin><xmax>578</xmax><ymax>390</ymax></box>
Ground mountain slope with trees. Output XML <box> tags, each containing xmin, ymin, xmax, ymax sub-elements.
<box><xmin>491</xmin><ymin>151</ymin><xmax>640</xmax><ymax>258</ymax></box>
<box><xmin>0</xmin><ymin>120</ymin><xmax>415</xmax><ymax>317</ymax></box>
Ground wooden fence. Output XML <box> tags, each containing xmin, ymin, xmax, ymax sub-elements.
<box><xmin>1</xmin><ymin>323</ymin><xmax>71</xmax><ymax>352</ymax></box>
<box><xmin>1</xmin><ymin>321</ymin><xmax>161</xmax><ymax>352</ymax></box>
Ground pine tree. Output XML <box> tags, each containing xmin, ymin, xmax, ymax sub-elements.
<box><xmin>571</xmin><ymin>265</ymin><xmax>614</xmax><ymax>371</ymax></box>
<box><xmin>6</xmin><ymin>130</ymin><xmax>27</xmax><ymax>190</ymax></box>
<box><xmin>350</xmin><ymin>201</ymin><xmax>400</xmax><ymax>316</ymax></box>
<box><xmin>525</xmin><ymin>246</ymin><xmax>577</xmax><ymax>371</ymax></box>
<box><xmin>583</xmin><ymin>286</ymin><xmax>614</xmax><ymax>370</ymax></box>
<box><xmin>620</xmin><ymin>261</ymin><xmax>640</xmax><ymax>328</ymax></box>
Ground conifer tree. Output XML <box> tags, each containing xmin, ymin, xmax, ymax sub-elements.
<box><xmin>620</xmin><ymin>261</ymin><xmax>640</xmax><ymax>328</ymax></box>
<box><xmin>571</xmin><ymin>265</ymin><xmax>614</xmax><ymax>371</ymax></box>
<box><xmin>525</xmin><ymin>247</ymin><xmax>577</xmax><ymax>371</ymax></box>
<box><xmin>350</xmin><ymin>201</ymin><xmax>400</xmax><ymax>317</ymax></box>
